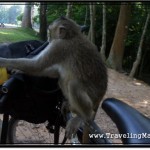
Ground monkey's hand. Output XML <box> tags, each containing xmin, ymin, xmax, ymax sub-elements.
<box><xmin>0</xmin><ymin>58</ymin><xmax>23</xmax><ymax>74</ymax></box>
<box><xmin>11</xmin><ymin>69</ymin><xmax>24</xmax><ymax>74</ymax></box>
<box><xmin>65</xmin><ymin>116</ymin><xmax>83</xmax><ymax>139</ymax></box>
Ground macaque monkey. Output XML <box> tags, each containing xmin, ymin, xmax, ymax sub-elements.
<box><xmin>0</xmin><ymin>16</ymin><xmax>107</xmax><ymax>143</ymax></box>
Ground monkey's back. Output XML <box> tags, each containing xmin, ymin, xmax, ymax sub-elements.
<box><xmin>66</xmin><ymin>37</ymin><xmax>108</xmax><ymax>102</ymax></box>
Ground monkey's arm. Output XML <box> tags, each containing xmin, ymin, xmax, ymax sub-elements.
<box><xmin>0</xmin><ymin>57</ymin><xmax>41</xmax><ymax>75</ymax></box>
<box><xmin>0</xmin><ymin>41</ymin><xmax>64</xmax><ymax>77</ymax></box>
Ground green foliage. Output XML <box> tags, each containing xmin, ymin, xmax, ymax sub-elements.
<box><xmin>17</xmin><ymin>13</ymin><xmax>23</xmax><ymax>21</ymax></box>
<box><xmin>33</xmin><ymin>15</ymin><xmax>39</xmax><ymax>24</ymax></box>
<box><xmin>123</xmin><ymin>4</ymin><xmax>148</xmax><ymax>71</ymax></box>
<box><xmin>94</xmin><ymin>4</ymin><xmax>120</xmax><ymax>54</ymax></box>
<box><xmin>0</xmin><ymin>28</ymin><xmax>39</xmax><ymax>43</ymax></box>
<box><xmin>8</xmin><ymin>5</ymin><xmax>22</xmax><ymax>24</ymax></box>
<box><xmin>46</xmin><ymin>3</ymin><xmax>88</xmax><ymax>25</ymax></box>
<box><xmin>0</xmin><ymin>2</ymin><xmax>149</xmax><ymax>78</ymax></box>
<box><xmin>0</xmin><ymin>5</ymin><xmax>9</xmax><ymax>23</ymax></box>
<box><xmin>71</xmin><ymin>5</ymin><xmax>88</xmax><ymax>25</ymax></box>
<box><xmin>46</xmin><ymin>4</ymin><xmax>67</xmax><ymax>24</ymax></box>
<box><xmin>0</xmin><ymin>5</ymin><xmax>22</xmax><ymax>24</ymax></box>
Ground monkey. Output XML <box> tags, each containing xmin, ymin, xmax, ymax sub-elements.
<box><xmin>0</xmin><ymin>16</ymin><xmax>107</xmax><ymax>143</ymax></box>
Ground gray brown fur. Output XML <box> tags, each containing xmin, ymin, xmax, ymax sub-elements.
<box><xmin>0</xmin><ymin>17</ymin><xmax>107</xmax><ymax>141</ymax></box>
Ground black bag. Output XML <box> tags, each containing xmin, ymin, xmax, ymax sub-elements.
<box><xmin>0</xmin><ymin>74</ymin><xmax>64</xmax><ymax>124</ymax></box>
<box><xmin>0</xmin><ymin>40</ymin><xmax>64</xmax><ymax>124</ymax></box>
<box><xmin>0</xmin><ymin>40</ymin><xmax>44</xmax><ymax>58</ymax></box>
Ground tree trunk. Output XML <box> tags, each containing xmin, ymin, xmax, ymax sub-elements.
<box><xmin>21</xmin><ymin>2</ymin><xmax>32</xmax><ymax>28</ymax></box>
<box><xmin>100</xmin><ymin>3</ymin><xmax>106</xmax><ymax>62</ymax></box>
<box><xmin>84</xmin><ymin>5</ymin><xmax>88</xmax><ymax>25</ymax></box>
<box><xmin>106</xmin><ymin>3</ymin><xmax>131</xmax><ymax>72</ymax></box>
<box><xmin>138</xmin><ymin>49</ymin><xmax>148</xmax><ymax>78</ymax></box>
<box><xmin>129</xmin><ymin>12</ymin><xmax>150</xmax><ymax>78</ymax></box>
<box><xmin>39</xmin><ymin>2</ymin><xmax>47</xmax><ymax>41</ymax></box>
<box><xmin>66</xmin><ymin>2</ymin><xmax>73</xmax><ymax>18</ymax></box>
<box><xmin>88</xmin><ymin>3</ymin><xmax>96</xmax><ymax>43</ymax></box>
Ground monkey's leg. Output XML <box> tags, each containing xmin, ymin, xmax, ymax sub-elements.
<box><xmin>66</xmin><ymin>117</ymin><xmax>91</xmax><ymax>143</ymax></box>
<box><xmin>66</xmin><ymin>80</ymin><xmax>94</xmax><ymax>143</ymax></box>
<box><xmin>65</xmin><ymin>116</ymin><xmax>83</xmax><ymax>139</ymax></box>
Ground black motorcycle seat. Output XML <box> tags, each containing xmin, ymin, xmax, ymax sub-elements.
<box><xmin>102</xmin><ymin>98</ymin><xmax>150</xmax><ymax>144</ymax></box>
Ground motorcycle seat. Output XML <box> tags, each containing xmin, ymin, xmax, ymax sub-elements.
<box><xmin>102</xmin><ymin>98</ymin><xmax>150</xmax><ymax>144</ymax></box>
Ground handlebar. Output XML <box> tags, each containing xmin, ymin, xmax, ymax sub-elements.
<box><xmin>0</xmin><ymin>75</ymin><xmax>24</xmax><ymax>111</ymax></box>
<box><xmin>81</xmin><ymin>25</ymin><xmax>89</xmax><ymax>33</ymax></box>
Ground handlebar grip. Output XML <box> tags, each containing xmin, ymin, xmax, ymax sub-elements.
<box><xmin>0</xmin><ymin>76</ymin><xmax>24</xmax><ymax>111</ymax></box>
<box><xmin>1</xmin><ymin>77</ymin><xmax>23</xmax><ymax>94</ymax></box>
<box><xmin>27</xmin><ymin>41</ymin><xmax>49</xmax><ymax>58</ymax></box>
<box><xmin>81</xmin><ymin>25</ymin><xmax>89</xmax><ymax>33</ymax></box>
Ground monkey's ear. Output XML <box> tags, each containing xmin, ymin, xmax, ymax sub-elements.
<box><xmin>58</xmin><ymin>25</ymin><xmax>67</xmax><ymax>39</ymax></box>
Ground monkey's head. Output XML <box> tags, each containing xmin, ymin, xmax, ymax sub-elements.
<box><xmin>47</xmin><ymin>16</ymin><xmax>81</xmax><ymax>42</ymax></box>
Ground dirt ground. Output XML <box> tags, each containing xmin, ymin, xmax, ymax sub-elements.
<box><xmin>0</xmin><ymin>68</ymin><xmax>150</xmax><ymax>144</ymax></box>
<box><xmin>95</xmin><ymin>68</ymin><xmax>150</xmax><ymax>144</ymax></box>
